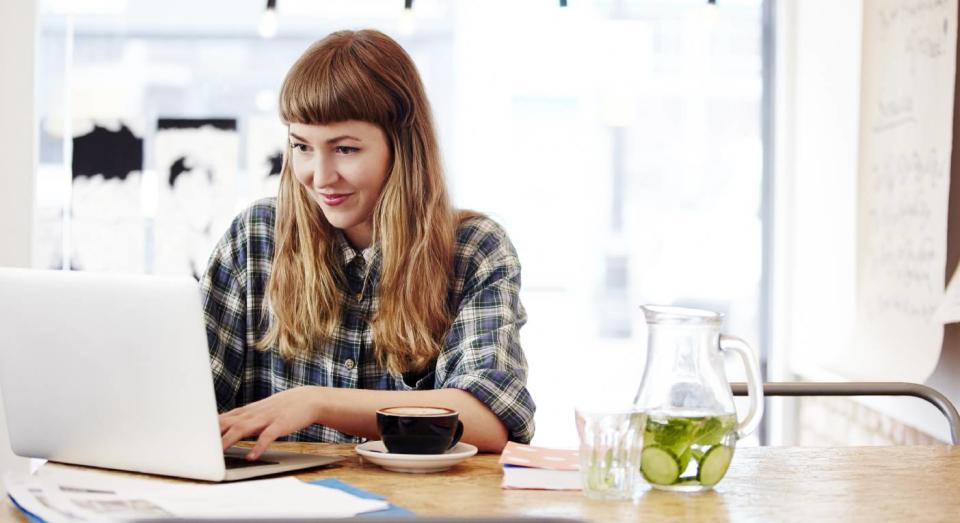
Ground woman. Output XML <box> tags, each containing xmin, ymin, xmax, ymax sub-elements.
<box><xmin>202</xmin><ymin>29</ymin><xmax>535</xmax><ymax>461</ymax></box>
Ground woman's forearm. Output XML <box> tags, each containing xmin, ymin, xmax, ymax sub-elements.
<box><xmin>313</xmin><ymin>387</ymin><xmax>509</xmax><ymax>452</ymax></box>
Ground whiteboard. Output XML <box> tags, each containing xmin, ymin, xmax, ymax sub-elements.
<box><xmin>848</xmin><ymin>0</ymin><xmax>957</xmax><ymax>381</ymax></box>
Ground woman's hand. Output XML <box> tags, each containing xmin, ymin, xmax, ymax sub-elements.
<box><xmin>219</xmin><ymin>386</ymin><xmax>324</xmax><ymax>460</ymax></box>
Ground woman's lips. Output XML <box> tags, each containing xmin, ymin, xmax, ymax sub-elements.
<box><xmin>320</xmin><ymin>193</ymin><xmax>352</xmax><ymax>206</ymax></box>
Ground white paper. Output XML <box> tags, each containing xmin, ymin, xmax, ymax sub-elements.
<box><xmin>849</xmin><ymin>0</ymin><xmax>957</xmax><ymax>380</ymax></box>
<box><xmin>935</xmin><ymin>265</ymin><xmax>960</xmax><ymax>324</ymax></box>
<box><xmin>501</xmin><ymin>466</ymin><xmax>581</xmax><ymax>491</ymax></box>
<box><xmin>5</xmin><ymin>466</ymin><xmax>388</xmax><ymax>522</ymax></box>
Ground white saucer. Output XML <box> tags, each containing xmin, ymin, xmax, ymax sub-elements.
<box><xmin>355</xmin><ymin>440</ymin><xmax>478</xmax><ymax>473</ymax></box>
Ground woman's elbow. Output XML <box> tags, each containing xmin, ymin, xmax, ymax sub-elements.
<box><xmin>474</xmin><ymin>425</ymin><xmax>509</xmax><ymax>453</ymax></box>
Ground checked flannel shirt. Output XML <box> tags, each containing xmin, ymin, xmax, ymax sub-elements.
<box><xmin>200</xmin><ymin>197</ymin><xmax>535</xmax><ymax>444</ymax></box>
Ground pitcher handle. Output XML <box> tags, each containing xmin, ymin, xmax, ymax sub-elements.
<box><xmin>719</xmin><ymin>335</ymin><xmax>764</xmax><ymax>439</ymax></box>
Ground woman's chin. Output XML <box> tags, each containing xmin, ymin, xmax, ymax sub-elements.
<box><xmin>321</xmin><ymin>212</ymin><xmax>361</xmax><ymax>232</ymax></box>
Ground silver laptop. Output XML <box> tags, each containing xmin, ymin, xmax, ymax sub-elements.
<box><xmin>0</xmin><ymin>268</ymin><xmax>342</xmax><ymax>481</ymax></box>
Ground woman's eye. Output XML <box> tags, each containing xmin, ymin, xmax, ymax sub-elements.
<box><xmin>290</xmin><ymin>142</ymin><xmax>309</xmax><ymax>152</ymax></box>
<box><xmin>334</xmin><ymin>146</ymin><xmax>359</xmax><ymax>154</ymax></box>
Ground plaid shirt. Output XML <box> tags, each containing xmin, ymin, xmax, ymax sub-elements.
<box><xmin>201</xmin><ymin>197</ymin><xmax>535</xmax><ymax>444</ymax></box>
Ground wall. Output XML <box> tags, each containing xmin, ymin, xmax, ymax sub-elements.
<box><xmin>0</xmin><ymin>0</ymin><xmax>36</xmax><ymax>489</ymax></box>
<box><xmin>775</xmin><ymin>0</ymin><xmax>956</xmax><ymax>444</ymax></box>
<box><xmin>777</xmin><ymin>0</ymin><xmax>862</xmax><ymax>384</ymax></box>
<box><xmin>797</xmin><ymin>396</ymin><xmax>943</xmax><ymax>446</ymax></box>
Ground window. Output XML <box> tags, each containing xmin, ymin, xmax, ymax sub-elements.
<box><xmin>35</xmin><ymin>0</ymin><xmax>768</xmax><ymax>447</ymax></box>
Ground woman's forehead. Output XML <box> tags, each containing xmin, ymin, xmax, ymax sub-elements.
<box><xmin>288</xmin><ymin>120</ymin><xmax>382</xmax><ymax>143</ymax></box>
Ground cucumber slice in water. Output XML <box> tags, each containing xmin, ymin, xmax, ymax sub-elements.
<box><xmin>640</xmin><ymin>446</ymin><xmax>681</xmax><ymax>485</ymax></box>
<box><xmin>697</xmin><ymin>445</ymin><xmax>734</xmax><ymax>486</ymax></box>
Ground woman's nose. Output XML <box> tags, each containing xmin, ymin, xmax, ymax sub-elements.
<box><xmin>311</xmin><ymin>155</ymin><xmax>338</xmax><ymax>188</ymax></box>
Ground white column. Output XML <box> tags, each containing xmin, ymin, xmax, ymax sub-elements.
<box><xmin>0</xmin><ymin>0</ymin><xmax>37</xmax><ymax>489</ymax></box>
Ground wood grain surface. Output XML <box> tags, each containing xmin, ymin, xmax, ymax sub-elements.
<box><xmin>4</xmin><ymin>443</ymin><xmax>960</xmax><ymax>522</ymax></box>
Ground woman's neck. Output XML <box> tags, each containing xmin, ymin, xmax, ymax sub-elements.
<box><xmin>344</xmin><ymin>222</ymin><xmax>373</xmax><ymax>250</ymax></box>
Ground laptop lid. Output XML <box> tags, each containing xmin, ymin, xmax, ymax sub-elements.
<box><xmin>0</xmin><ymin>269</ymin><xmax>328</xmax><ymax>482</ymax></box>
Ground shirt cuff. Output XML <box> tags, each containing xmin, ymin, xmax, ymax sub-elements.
<box><xmin>442</xmin><ymin>370</ymin><xmax>536</xmax><ymax>444</ymax></box>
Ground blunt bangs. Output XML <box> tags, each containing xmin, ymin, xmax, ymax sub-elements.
<box><xmin>278</xmin><ymin>33</ymin><xmax>407</xmax><ymax>128</ymax></box>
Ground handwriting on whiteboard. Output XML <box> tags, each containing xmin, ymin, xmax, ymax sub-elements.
<box><xmin>859</xmin><ymin>0</ymin><xmax>954</xmax><ymax>329</ymax></box>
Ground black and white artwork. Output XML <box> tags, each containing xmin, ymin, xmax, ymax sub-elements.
<box><xmin>70</xmin><ymin>120</ymin><xmax>145</xmax><ymax>272</ymax></box>
<box><xmin>246</xmin><ymin>115</ymin><xmax>287</xmax><ymax>200</ymax></box>
<box><xmin>33</xmin><ymin>208</ymin><xmax>63</xmax><ymax>270</ymax></box>
<box><xmin>153</xmin><ymin>118</ymin><xmax>239</xmax><ymax>278</ymax></box>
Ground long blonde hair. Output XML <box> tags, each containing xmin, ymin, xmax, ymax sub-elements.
<box><xmin>259</xmin><ymin>29</ymin><xmax>461</xmax><ymax>375</ymax></box>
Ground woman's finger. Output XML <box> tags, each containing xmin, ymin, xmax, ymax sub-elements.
<box><xmin>219</xmin><ymin>413</ymin><xmax>240</xmax><ymax>434</ymax></box>
<box><xmin>221</xmin><ymin>419</ymin><xmax>266</xmax><ymax>450</ymax></box>
<box><xmin>218</xmin><ymin>409</ymin><xmax>252</xmax><ymax>434</ymax></box>
<box><xmin>247</xmin><ymin>424</ymin><xmax>284</xmax><ymax>461</ymax></box>
<box><xmin>218</xmin><ymin>403</ymin><xmax>254</xmax><ymax>432</ymax></box>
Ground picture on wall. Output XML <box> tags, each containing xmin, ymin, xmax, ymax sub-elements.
<box><xmin>70</xmin><ymin>120</ymin><xmax>145</xmax><ymax>272</ymax></box>
<box><xmin>246</xmin><ymin>115</ymin><xmax>287</xmax><ymax>201</ymax></box>
<box><xmin>153</xmin><ymin>118</ymin><xmax>239</xmax><ymax>278</ymax></box>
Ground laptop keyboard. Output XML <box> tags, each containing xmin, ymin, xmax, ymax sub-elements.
<box><xmin>224</xmin><ymin>456</ymin><xmax>280</xmax><ymax>469</ymax></box>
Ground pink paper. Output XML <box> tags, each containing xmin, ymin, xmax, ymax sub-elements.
<box><xmin>499</xmin><ymin>442</ymin><xmax>579</xmax><ymax>471</ymax></box>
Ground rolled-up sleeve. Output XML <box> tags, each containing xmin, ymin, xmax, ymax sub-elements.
<box><xmin>200</xmin><ymin>217</ymin><xmax>248</xmax><ymax>413</ymax></box>
<box><xmin>436</xmin><ymin>220</ymin><xmax>536</xmax><ymax>443</ymax></box>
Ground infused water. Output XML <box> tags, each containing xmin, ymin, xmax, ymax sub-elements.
<box><xmin>640</xmin><ymin>412</ymin><xmax>737</xmax><ymax>491</ymax></box>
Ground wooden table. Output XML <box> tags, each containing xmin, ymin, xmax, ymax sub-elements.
<box><xmin>5</xmin><ymin>443</ymin><xmax>960</xmax><ymax>522</ymax></box>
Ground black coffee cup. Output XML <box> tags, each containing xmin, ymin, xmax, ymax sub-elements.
<box><xmin>376</xmin><ymin>406</ymin><xmax>464</xmax><ymax>454</ymax></box>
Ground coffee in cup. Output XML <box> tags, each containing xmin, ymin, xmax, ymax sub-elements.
<box><xmin>376</xmin><ymin>406</ymin><xmax>464</xmax><ymax>454</ymax></box>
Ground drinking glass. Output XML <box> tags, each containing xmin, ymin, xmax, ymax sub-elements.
<box><xmin>574</xmin><ymin>408</ymin><xmax>645</xmax><ymax>500</ymax></box>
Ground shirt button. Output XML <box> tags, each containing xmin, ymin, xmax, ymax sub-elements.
<box><xmin>345</xmin><ymin>359</ymin><xmax>356</xmax><ymax>370</ymax></box>
<box><xmin>355</xmin><ymin>293</ymin><xmax>363</xmax><ymax>302</ymax></box>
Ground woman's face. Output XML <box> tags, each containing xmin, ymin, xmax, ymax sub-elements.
<box><xmin>288</xmin><ymin>120</ymin><xmax>391</xmax><ymax>249</ymax></box>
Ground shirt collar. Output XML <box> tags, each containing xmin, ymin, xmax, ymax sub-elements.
<box><xmin>335</xmin><ymin>230</ymin><xmax>378</xmax><ymax>268</ymax></box>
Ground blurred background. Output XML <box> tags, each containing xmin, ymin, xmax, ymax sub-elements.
<box><xmin>4</xmin><ymin>0</ymin><xmax>959</xmax><ymax>478</ymax></box>
<box><xmin>29</xmin><ymin>0</ymin><xmax>769</xmax><ymax>448</ymax></box>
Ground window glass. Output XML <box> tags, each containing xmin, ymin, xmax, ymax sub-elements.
<box><xmin>35</xmin><ymin>0</ymin><xmax>765</xmax><ymax>447</ymax></box>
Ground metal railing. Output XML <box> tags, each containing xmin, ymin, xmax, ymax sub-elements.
<box><xmin>730</xmin><ymin>381</ymin><xmax>960</xmax><ymax>445</ymax></box>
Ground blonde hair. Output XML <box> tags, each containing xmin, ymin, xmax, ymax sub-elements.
<box><xmin>259</xmin><ymin>29</ymin><xmax>464</xmax><ymax>375</ymax></box>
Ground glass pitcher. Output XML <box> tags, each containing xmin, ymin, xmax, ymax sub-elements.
<box><xmin>633</xmin><ymin>305</ymin><xmax>763</xmax><ymax>492</ymax></box>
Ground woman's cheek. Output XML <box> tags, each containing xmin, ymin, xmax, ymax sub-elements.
<box><xmin>291</xmin><ymin>161</ymin><xmax>310</xmax><ymax>186</ymax></box>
